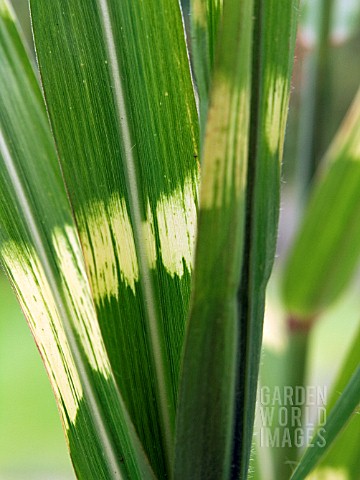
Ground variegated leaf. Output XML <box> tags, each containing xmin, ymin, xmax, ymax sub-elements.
<box><xmin>0</xmin><ymin>2</ymin><xmax>154</xmax><ymax>478</ymax></box>
<box><xmin>30</xmin><ymin>0</ymin><xmax>199</xmax><ymax>475</ymax></box>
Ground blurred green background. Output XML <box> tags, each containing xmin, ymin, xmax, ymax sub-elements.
<box><xmin>1</xmin><ymin>0</ymin><xmax>359</xmax><ymax>478</ymax></box>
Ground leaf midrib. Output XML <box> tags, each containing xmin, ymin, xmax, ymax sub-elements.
<box><xmin>96</xmin><ymin>0</ymin><xmax>174</xmax><ymax>468</ymax></box>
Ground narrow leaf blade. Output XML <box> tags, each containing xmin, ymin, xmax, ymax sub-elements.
<box><xmin>174</xmin><ymin>0</ymin><xmax>253</xmax><ymax>476</ymax></box>
<box><xmin>312</xmin><ymin>321</ymin><xmax>360</xmax><ymax>478</ymax></box>
<box><xmin>290</xmin><ymin>365</ymin><xmax>360</xmax><ymax>480</ymax></box>
<box><xmin>30</xmin><ymin>0</ymin><xmax>199</xmax><ymax>475</ymax></box>
<box><xmin>234</xmin><ymin>1</ymin><xmax>299</xmax><ymax>477</ymax></box>
<box><xmin>282</xmin><ymin>87</ymin><xmax>360</xmax><ymax>320</ymax></box>
<box><xmin>190</xmin><ymin>0</ymin><xmax>223</xmax><ymax>132</ymax></box>
<box><xmin>0</xmin><ymin>2</ymin><xmax>154</xmax><ymax>478</ymax></box>
<box><xmin>175</xmin><ymin>1</ymin><xmax>299</xmax><ymax>478</ymax></box>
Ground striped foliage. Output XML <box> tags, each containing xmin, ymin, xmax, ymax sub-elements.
<box><xmin>0</xmin><ymin>0</ymin><xmax>304</xmax><ymax>478</ymax></box>
<box><xmin>174</xmin><ymin>0</ymin><xmax>253</xmax><ymax>476</ymax></box>
<box><xmin>175</xmin><ymin>0</ymin><xmax>299</xmax><ymax>478</ymax></box>
<box><xmin>0</xmin><ymin>1</ymin><xmax>154</xmax><ymax>478</ymax></box>
<box><xmin>30</xmin><ymin>0</ymin><xmax>199</xmax><ymax>477</ymax></box>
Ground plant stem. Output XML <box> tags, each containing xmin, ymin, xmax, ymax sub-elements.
<box><xmin>296</xmin><ymin>0</ymin><xmax>334</xmax><ymax>202</ymax></box>
<box><xmin>277</xmin><ymin>1</ymin><xmax>335</xmax><ymax>475</ymax></box>
<box><xmin>274</xmin><ymin>317</ymin><xmax>313</xmax><ymax>479</ymax></box>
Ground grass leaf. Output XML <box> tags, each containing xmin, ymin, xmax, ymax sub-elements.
<box><xmin>174</xmin><ymin>0</ymin><xmax>253</xmax><ymax>477</ymax></box>
<box><xmin>312</xmin><ymin>321</ymin><xmax>360</xmax><ymax>478</ymax></box>
<box><xmin>290</xmin><ymin>364</ymin><xmax>360</xmax><ymax>480</ymax></box>
<box><xmin>0</xmin><ymin>2</ymin><xmax>155</xmax><ymax>478</ymax></box>
<box><xmin>190</xmin><ymin>0</ymin><xmax>223</xmax><ymax>133</ymax></box>
<box><xmin>282</xmin><ymin>87</ymin><xmax>360</xmax><ymax>320</ymax></box>
<box><xmin>174</xmin><ymin>1</ymin><xmax>298</xmax><ymax>478</ymax></box>
<box><xmin>234</xmin><ymin>1</ymin><xmax>298</xmax><ymax>477</ymax></box>
<box><xmin>30</xmin><ymin>0</ymin><xmax>199</xmax><ymax>475</ymax></box>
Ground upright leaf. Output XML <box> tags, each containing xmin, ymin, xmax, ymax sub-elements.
<box><xmin>174</xmin><ymin>0</ymin><xmax>252</xmax><ymax>476</ymax></box>
<box><xmin>234</xmin><ymin>1</ymin><xmax>298</xmax><ymax>477</ymax></box>
<box><xmin>0</xmin><ymin>1</ymin><xmax>154</xmax><ymax>478</ymax></box>
<box><xmin>174</xmin><ymin>1</ymin><xmax>298</xmax><ymax>479</ymax></box>
<box><xmin>30</xmin><ymin>0</ymin><xmax>199</xmax><ymax>475</ymax></box>
<box><xmin>282</xmin><ymin>87</ymin><xmax>360</xmax><ymax>320</ymax></box>
<box><xmin>190</xmin><ymin>0</ymin><xmax>223</xmax><ymax>133</ymax></box>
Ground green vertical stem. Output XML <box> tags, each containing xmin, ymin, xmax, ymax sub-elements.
<box><xmin>279</xmin><ymin>0</ymin><xmax>334</xmax><ymax>474</ymax></box>
<box><xmin>300</xmin><ymin>0</ymin><xmax>334</xmax><ymax>189</ymax></box>
<box><xmin>275</xmin><ymin>317</ymin><xmax>313</xmax><ymax>478</ymax></box>
<box><xmin>311</xmin><ymin>0</ymin><xmax>334</xmax><ymax>166</ymax></box>
<box><xmin>297</xmin><ymin>0</ymin><xmax>334</xmax><ymax>201</ymax></box>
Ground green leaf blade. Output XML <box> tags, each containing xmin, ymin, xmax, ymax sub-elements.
<box><xmin>174</xmin><ymin>0</ymin><xmax>253</xmax><ymax>477</ymax></box>
<box><xmin>290</xmin><ymin>364</ymin><xmax>360</xmax><ymax>480</ymax></box>
<box><xmin>190</xmin><ymin>0</ymin><xmax>223</xmax><ymax>133</ymax></box>
<box><xmin>30</xmin><ymin>0</ymin><xmax>199</xmax><ymax>475</ymax></box>
<box><xmin>0</xmin><ymin>2</ymin><xmax>155</xmax><ymax>478</ymax></box>
<box><xmin>174</xmin><ymin>1</ymin><xmax>299</xmax><ymax>478</ymax></box>
<box><xmin>282</xmin><ymin>87</ymin><xmax>360</xmax><ymax>320</ymax></box>
<box><xmin>234</xmin><ymin>1</ymin><xmax>299</xmax><ymax>477</ymax></box>
<box><xmin>311</xmin><ymin>322</ymin><xmax>360</xmax><ymax>479</ymax></box>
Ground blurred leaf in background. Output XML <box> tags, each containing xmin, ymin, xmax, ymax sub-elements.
<box><xmin>256</xmin><ymin>0</ymin><xmax>360</xmax><ymax>477</ymax></box>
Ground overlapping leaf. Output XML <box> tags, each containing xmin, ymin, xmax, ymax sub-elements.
<box><xmin>0</xmin><ymin>1</ymin><xmax>154</xmax><ymax>478</ymax></box>
<box><xmin>174</xmin><ymin>0</ymin><xmax>299</xmax><ymax>478</ymax></box>
<box><xmin>234</xmin><ymin>1</ymin><xmax>299</xmax><ymax>477</ymax></box>
<box><xmin>174</xmin><ymin>0</ymin><xmax>252</xmax><ymax>476</ymax></box>
<box><xmin>30</xmin><ymin>0</ymin><xmax>199</xmax><ymax>476</ymax></box>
